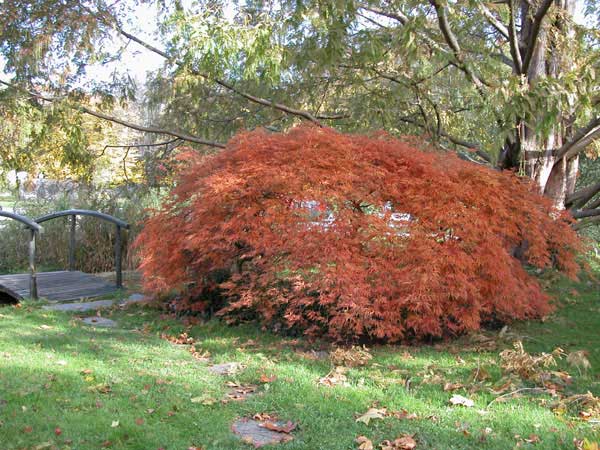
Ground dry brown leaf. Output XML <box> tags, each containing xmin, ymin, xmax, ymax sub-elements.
<box><xmin>330</xmin><ymin>346</ymin><xmax>373</xmax><ymax>367</ymax></box>
<box><xmin>500</xmin><ymin>341</ymin><xmax>564</xmax><ymax>381</ymax></box>
<box><xmin>319</xmin><ymin>366</ymin><xmax>349</xmax><ymax>387</ymax></box>
<box><xmin>390</xmin><ymin>409</ymin><xmax>418</xmax><ymax>420</ymax></box>
<box><xmin>260</xmin><ymin>421</ymin><xmax>297</xmax><ymax>433</ymax></box>
<box><xmin>356</xmin><ymin>407</ymin><xmax>387</xmax><ymax>425</ymax></box>
<box><xmin>443</xmin><ymin>382</ymin><xmax>464</xmax><ymax>392</ymax></box>
<box><xmin>380</xmin><ymin>434</ymin><xmax>417</xmax><ymax>450</ymax></box>
<box><xmin>567</xmin><ymin>351</ymin><xmax>592</xmax><ymax>373</ymax></box>
<box><xmin>356</xmin><ymin>436</ymin><xmax>374</xmax><ymax>450</ymax></box>
<box><xmin>259</xmin><ymin>373</ymin><xmax>277</xmax><ymax>383</ymax></box>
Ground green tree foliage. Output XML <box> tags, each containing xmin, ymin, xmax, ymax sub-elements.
<box><xmin>0</xmin><ymin>1</ymin><xmax>599</xmax><ymax>214</ymax></box>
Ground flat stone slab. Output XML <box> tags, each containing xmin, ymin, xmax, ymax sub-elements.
<box><xmin>231</xmin><ymin>418</ymin><xmax>295</xmax><ymax>447</ymax></box>
<box><xmin>121</xmin><ymin>293</ymin><xmax>147</xmax><ymax>306</ymax></box>
<box><xmin>82</xmin><ymin>317</ymin><xmax>117</xmax><ymax>327</ymax></box>
<box><xmin>42</xmin><ymin>293</ymin><xmax>147</xmax><ymax>312</ymax></box>
<box><xmin>208</xmin><ymin>362</ymin><xmax>244</xmax><ymax>376</ymax></box>
<box><xmin>43</xmin><ymin>299</ymin><xmax>115</xmax><ymax>312</ymax></box>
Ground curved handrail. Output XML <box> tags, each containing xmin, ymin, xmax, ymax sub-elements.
<box><xmin>35</xmin><ymin>209</ymin><xmax>130</xmax><ymax>229</ymax></box>
<box><xmin>0</xmin><ymin>211</ymin><xmax>43</xmax><ymax>232</ymax></box>
<box><xmin>0</xmin><ymin>211</ymin><xmax>41</xmax><ymax>300</ymax></box>
<box><xmin>34</xmin><ymin>209</ymin><xmax>129</xmax><ymax>289</ymax></box>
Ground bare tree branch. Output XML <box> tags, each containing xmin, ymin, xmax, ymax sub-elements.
<box><xmin>566</xmin><ymin>180</ymin><xmax>600</xmax><ymax>209</ymax></box>
<box><xmin>115</xmin><ymin>27</ymin><xmax>327</xmax><ymax>126</ymax></box>
<box><xmin>478</xmin><ymin>3</ymin><xmax>510</xmax><ymax>40</ymax></box>
<box><xmin>429</xmin><ymin>0</ymin><xmax>490</xmax><ymax>94</ymax></box>
<box><xmin>0</xmin><ymin>80</ymin><xmax>226</xmax><ymax>148</ymax></box>
<box><xmin>507</xmin><ymin>0</ymin><xmax>523</xmax><ymax>73</ymax></box>
<box><xmin>399</xmin><ymin>115</ymin><xmax>492</xmax><ymax>162</ymax></box>
<box><xmin>358</xmin><ymin>4</ymin><xmax>408</xmax><ymax>25</ymax></box>
<box><xmin>572</xmin><ymin>215</ymin><xmax>600</xmax><ymax>231</ymax></box>
<box><xmin>554</xmin><ymin>116</ymin><xmax>600</xmax><ymax>163</ymax></box>
<box><xmin>572</xmin><ymin>208</ymin><xmax>600</xmax><ymax>219</ymax></box>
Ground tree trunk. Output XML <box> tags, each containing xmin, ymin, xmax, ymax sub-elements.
<box><xmin>501</xmin><ymin>0</ymin><xmax>577</xmax><ymax>209</ymax></box>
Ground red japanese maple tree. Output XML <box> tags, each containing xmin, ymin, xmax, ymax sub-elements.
<box><xmin>135</xmin><ymin>126</ymin><xmax>581</xmax><ymax>342</ymax></box>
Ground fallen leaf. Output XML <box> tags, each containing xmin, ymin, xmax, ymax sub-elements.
<box><xmin>23</xmin><ymin>425</ymin><xmax>33</xmax><ymax>433</ymax></box>
<box><xmin>567</xmin><ymin>351</ymin><xmax>591</xmax><ymax>373</ymax></box>
<box><xmin>260</xmin><ymin>373</ymin><xmax>277</xmax><ymax>383</ymax></box>
<box><xmin>253</xmin><ymin>412</ymin><xmax>276</xmax><ymax>421</ymax></box>
<box><xmin>135</xmin><ymin>417</ymin><xmax>144</xmax><ymax>425</ymax></box>
<box><xmin>390</xmin><ymin>409</ymin><xmax>418</xmax><ymax>420</ymax></box>
<box><xmin>449</xmin><ymin>394</ymin><xmax>474</xmax><ymax>407</ymax></box>
<box><xmin>356</xmin><ymin>435</ymin><xmax>374</xmax><ymax>450</ymax></box>
<box><xmin>381</xmin><ymin>434</ymin><xmax>417</xmax><ymax>449</ymax></box>
<box><xmin>319</xmin><ymin>366</ymin><xmax>350</xmax><ymax>387</ymax></box>
<box><xmin>525</xmin><ymin>434</ymin><xmax>541</xmax><ymax>444</ymax></box>
<box><xmin>260</xmin><ymin>420</ymin><xmax>297</xmax><ymax>433</ymax></box>
<box><xmin>356</xmin><ymin>407</ymin><xmax>387</xmax><ymax>425</ymax></box>
<box><xmin>443</xmin><ymin>382</ymin><xmax>464</xmax><ymax>392</ymax></box>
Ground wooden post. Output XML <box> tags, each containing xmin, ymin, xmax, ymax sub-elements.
<box><xmin>29</xmin><ymin>228</ymin><xmax>38</xmax><ymax>300</ymax></box>
<box><xmin>69</xmin><ymin>214</ymin><xmax>76</xmax><ymax>271</ymax></box>
<box><xmin>114</xmin><ymin>224</ymin><xmax>122</xmax><ymax>288</ymax></box>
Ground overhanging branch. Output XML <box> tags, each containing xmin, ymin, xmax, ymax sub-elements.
<box><xmin>115</xmin><ymin>27</ymin><xmax>327</xmax><ymax>126</ymax></box>
<box><xmin>0</xmin><ymin>80</ymin><xmax>226</xmax><ymax>148</ymax></box>
<box><xmin>566</xmin><ymin>180</ymin><xmax>600</xmax><ymax>209</ymax></box>
<box><xmin>478</xmin><ymin>3</ymin><xmax>510</xmax><ymax>40</ymax></box>
<box><xmin>429</xmin><ymin>0</ymin><xmax>490</xmax><ymax>95</ymax></box>
<box><xmin>554</xmin><ymin>117</ymin><xmax>600</xmax><ymax>164</ymax></box>
<box><xmin>399</xmin><ymin>115</ymin><xmax>492</xmax><ymax>162</ymax></box>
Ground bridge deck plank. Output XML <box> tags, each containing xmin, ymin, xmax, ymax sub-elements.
<box><xmin>0</xmin><ymin>271</ymin><xmax>118</xmax><ymax>302</ymax></box>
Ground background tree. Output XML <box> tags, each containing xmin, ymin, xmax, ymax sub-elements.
<box><xmin>0</xmin><ymin>0</ymin><xmax>598</xmax><ymax>216</ymax></box>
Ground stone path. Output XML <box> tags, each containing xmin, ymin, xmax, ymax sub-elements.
<box><xmin>208</xmin><ymin>362</ymin><xmax>244</xmax><ymax>376</ymax></box>
<box><xmin>40</xmin><ymin>292</ymin><xmax>299</xmax><ymax>447</ymax></box>
<box><xmin>42</xmin><ymin>293</ymin><xmax>146</xmax><ymax>312</ymax></box>
<box><xmin>231</xmin><ymin>418</ymin><xmax>295</xmax><ymax>447</ymax></box>
<box><xmin>82</xmin><ymin>317</ymin><xmax>117</xmax><ymax>327</ymax></box>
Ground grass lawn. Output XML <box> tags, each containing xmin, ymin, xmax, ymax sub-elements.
<box><xmin>0</xmin><ymin>193</ymin><xmax>16</xmax><ymax>210</ymax></box>
<box><xmin>0</xmin><ymin>273</ymin><xmax>599</xmax><ymax>449</ymax></box>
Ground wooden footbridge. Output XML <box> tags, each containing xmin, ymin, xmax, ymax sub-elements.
<box><xmin>0</xmin><ymin>210</ymin><xmax>129</xmax><ymax>303</ymax></box>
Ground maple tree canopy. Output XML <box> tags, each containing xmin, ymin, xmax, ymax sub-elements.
<box><xmin>135</xmin><ymin>126</ymin><xmax>581</xmax><ymax>342</ymax></box>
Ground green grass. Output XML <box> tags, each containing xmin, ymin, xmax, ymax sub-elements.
<box><xmin>0</xmin><ymin>274</ymin><xmax>599</xmax><ymax>449</ymax></box>
<box><xmin>0</xmin><ymin>193</ymin><xmax>16</xmax><ymax>210</ymax></box>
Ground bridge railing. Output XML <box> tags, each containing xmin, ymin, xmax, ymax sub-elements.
<box><xmin>35</xmin><ymin>209</ymin><xmax>130</xmax><ymax>289</ymax></box>
<box><xmin>0</xmin><ymin>211</ymin><xmax>43</xmax><ymax>299</ymax></box>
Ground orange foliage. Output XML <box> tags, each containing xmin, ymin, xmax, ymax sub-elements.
<box><xmin>135</xmin><ymin>126</ymin><xmax>581</xmax><ymax>342</ymax></box>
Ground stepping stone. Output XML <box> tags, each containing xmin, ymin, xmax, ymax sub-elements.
<box><xmin>82</xmin><ymin>317</ymin><xmax>117</xmax><ymax>327</ymax></box>
<box><xmin>208</xmin><ymin>362</ymin><xmax>243</xmax><ymax>376</ymax></box>
<box><xmin>120</xmin><ymin>293</ymin><xmax>146</xmax><ymax>306</ymax></box>
<box><xmin>231</xmin><ymin>418</ymin><xmax>295</xmax><ymax>447</ymax></box>
<box><xmin>223</xmin><ymin>382</ymin><xmax>258</xmax><ymax>403</ymax></box>
<box><xmin>43</xmin><ymin>299</ymin><xmax>115</xmax><ymax>312</ymax></box>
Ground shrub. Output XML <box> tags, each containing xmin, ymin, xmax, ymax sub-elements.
<box><xmin>135</xmin><ymin>126</ymin><xmax>581</xmax><ymax>342</ymax></box>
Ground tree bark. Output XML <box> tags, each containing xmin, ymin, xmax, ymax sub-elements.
<box><xmin>501</xmin><ymin>0</ymin><xmax>578</xmax><ymax>209</ymax></box>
